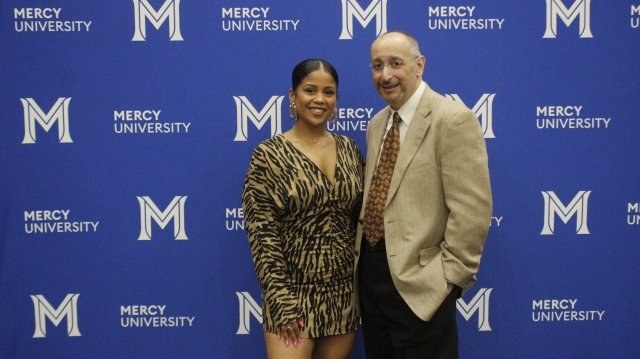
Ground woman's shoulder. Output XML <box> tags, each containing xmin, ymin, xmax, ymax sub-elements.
<box><xmin>332</xmin><ymin>132</ymin><xmax>360</xmax><ymax>151</ymax></box>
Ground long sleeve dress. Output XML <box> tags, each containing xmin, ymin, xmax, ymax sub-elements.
<box><xmin>242</xmin><ymin>133</ymin><xmax>363</xmax><ymax>338</ymax></box>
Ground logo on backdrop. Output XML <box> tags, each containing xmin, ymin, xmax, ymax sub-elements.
<box><xmin>220</xmin><ymin>6</ymin><xmax>300</xmax><ymax>32</ymax></box>
<box><xmin>535</xmin><ymin>105</ymin><xmax>612</xmax><ymax>130</ymax></box>
<box><xmin>21</xmin><ymin>98</ymin><xmax>72</xmax><ymax>144</ymax></box>
<box><xmin>24</xmin><ymin>209</ymin><xmax>99</xmax><ymax>235</ymax></box>
<box><xmin>132</xmin><ymin>0</ymin><xmax>183</xmax><ymax>41</ymax></box>
<box><xmin>236</xmin><ymin>291</ymin><xmax>262</xmax><ymax>335</ymax></box>
<box><xmin>31</xmin><ymin>294</ymin><xmax>81</xmax><ymax>338</ymax></box>
<box><xmin>490</xmin><ymin>215</ymin><xmax>503</xmax><ymax>228</ymax></box>
<box><xmin>14</xmin><ymin>7</ymin><xmax>92</xmax><ymax>32</ymax></box>
<box><xmin>632</xmin><ymin>4</ymin><xmax>640</xmax><ymax>29</ymax></box>
<box><xmin>541</xmin><ymin>191</ymin><xmax>591</xmax><ymax>235</ymax></box>
<box><xmin>113</xmin><ymin>108</ymin><xmax>191</xmax><ymax>134</ymax></box>
<box><xmin>628</xmin><ymin>202</ymin><xmax>640</xmax><ymax>225</ymax></box>
<box><xmin>543</xmin><ymin>0</ymin><xmax>593</xmax><ymax>38</ymax></box>
<box><xmin>120</xmin><ymin>304</ymin><xmax>195</xmax><ymax>328</ymax></box>
<box><xmin>427</xmin><ymin>4</ymin><xmax>505</xmax><ymax>30</ymax></box>
<box><xmin>445</xmin><ymin>93</ymin><xmax>496</xmax><ymax>139</ymax></box>
<box><xmin>326</xmin><ymin>107</ymin><xmax>374</xmax><ymax>134</ymax></box>
<box><xmin>226</xmin><ymin>207</ymin><xmax>245</xmax><ymax>231</ymax></box>
<box><xmin>236</xmin><ymin>289</ymin><xmax>493</xmax><ymax>334</ymax></box>
<box><xmin>233</xmin><ymin>96</ymin><xmax>284</xmax><ymax>141</ymax></box>
<box><xmin>137</xmin><ymin>196</ymin><xmax>188</xmax><ymax>240</ymax></box>
<box><xmin>532</xmin><ymin>298</ymin><xmax>605</xmax><ymax>322</ymax></box>
<box><xmin>457</xmin><ymin>288</ymin><xmax>492</xmax><ymax>331</ymax></box>
<box><xmin>339</xmin><ymin>0</ymin><xmax>388</xmax><ymax>39</ymax></box>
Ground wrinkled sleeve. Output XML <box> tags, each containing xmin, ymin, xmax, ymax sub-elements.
<box><xmin>439</xmin><ymin>110</ymin><xmax>493</xmax><ymax>290</ymax></box>
<box><xmin>241</xmin><ymin>146</ymin><xmax>302</xmax><ymax>326</ymax></box>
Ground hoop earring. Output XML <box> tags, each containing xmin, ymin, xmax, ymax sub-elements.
<box><xmin>289</xmin><ymin>102</ymin><xmax>297</xmax><ymax>120</ymax></box>
<box><xmin>328</xmin><ymin>107</ymin><xmax>337</xmax><ymax>124</ymax></box>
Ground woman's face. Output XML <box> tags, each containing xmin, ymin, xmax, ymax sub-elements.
<box><xmin>289</xmin><ymin>69</ymin><xmax>337</xmax><ymax>127</ymax></box>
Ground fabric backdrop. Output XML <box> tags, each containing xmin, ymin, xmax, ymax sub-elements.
<box><xmin>1</xmin><ymin>1</ymin><xmax>639</xmax><ymax>358</ymax></box>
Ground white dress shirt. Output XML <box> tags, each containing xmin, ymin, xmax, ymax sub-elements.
<box><xmin>379</xmin><ymin>81</ymin><xmax>426</xmax><ymax>155</ymax></box>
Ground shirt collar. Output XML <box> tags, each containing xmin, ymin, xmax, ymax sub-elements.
<box><xmin>393</xmin><ymin>81</ymin><xmax>426</xmax><ymax>127</ymax></box>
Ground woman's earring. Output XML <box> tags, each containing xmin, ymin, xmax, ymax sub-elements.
<box><xmin>328</xmin><ymin>107</ymin><xmax>338</xmax><ymax>124</ymax></box>
<box><xmin>289</xmin><ymin>102</ymin><xmax>297</xmax><ymax>120</ymax></box>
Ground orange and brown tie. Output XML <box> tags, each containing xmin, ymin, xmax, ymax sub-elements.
<box><xmin>362</xmin><ymin>112</ymin><xmax>402</xmax><ymax>248</ymax></box>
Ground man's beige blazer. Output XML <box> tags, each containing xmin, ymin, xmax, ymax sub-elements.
<box><xmin>355</xmin><ymin>83</ymin><xmax>492</xmax><ymax>321</ymax></box>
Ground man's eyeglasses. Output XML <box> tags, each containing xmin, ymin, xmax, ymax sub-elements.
<box><xmin>370</xmin><ymin>56</ymin><xmax>419</xmax><ymax>72</ymax></box>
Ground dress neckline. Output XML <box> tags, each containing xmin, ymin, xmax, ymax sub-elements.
<box><xmin>279</xmin><ymin>133</ymin><xmax>340</xmax><ymax>187</ymax></box>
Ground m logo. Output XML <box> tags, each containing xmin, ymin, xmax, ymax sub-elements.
<box><xmin>21</xmin><ymin>98</ymin><xmax>72</xmax><ymax>144</ymax></box>
<box><xmin>31</xmin><ymin>294</ymin><xmax>81</xmax><ymax>338</ymax></box>
<box><xmin>132</xmin><ymin>0</ymin><xmax>184</xmax><ymax>41</ymax></box>
<box><xmin>541</xmin><ymin>190</ymin><xmax>591</xmax><ymax>235</ymax></box>
<box><xmin>543</xmin><ymin>0</ymin><xmax>593</xmax><ymax>38</ymax></box>
<box><xmin>339</xmin><ymin>0</ymin><xmax>388</xmax><ymax>40</ymax></box>
<box><xmin>137</xmin><ymin>196</ymin><xmax>188</xmax><ymax>240</ymax></box>
<box><xmin>457</xmin><ymin>288</ymin><xmax>492</xmax><ymax>331</ymax></box>
<box><xmin>235</xmin><ymin>291</ymin><xmax>262</xmax><ymax>335</ymax></box>
<box><xmin>445</xmin><ymin>94</ymin><xmax>496</xmax><ymax>139</ymax></box>
<box><xmin>233</xmin><ymin>96</ymin><xmax>284</xmax><ymax>141</ymax></box>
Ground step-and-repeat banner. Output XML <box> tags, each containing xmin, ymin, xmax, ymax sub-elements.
<box><xmin>1</xmin><ymin>1</ymin><xmax>639</xmax><ymax>358</ymax></box>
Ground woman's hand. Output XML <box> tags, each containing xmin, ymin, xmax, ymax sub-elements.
<box><xmin>276</xmin><ymin>318</ymin><xmax>305</xmax><ymax>347</ymax></box>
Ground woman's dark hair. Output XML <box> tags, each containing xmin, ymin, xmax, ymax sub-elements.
<box><xmin>291</xmin><ymin>59</ymin><xmax>339</xmax><ymax>90</ymax></box>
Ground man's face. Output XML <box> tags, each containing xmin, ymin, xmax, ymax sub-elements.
<box><xmin>370</xmin><ymin>33</ymin><xmax>424</xmax><ymax>110</ymax></box>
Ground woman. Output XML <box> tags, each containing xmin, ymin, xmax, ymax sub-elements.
<box><xmin>242</xmin><ymin>59</ymin><xmax>363</xmax><ymax>359</ymax></box>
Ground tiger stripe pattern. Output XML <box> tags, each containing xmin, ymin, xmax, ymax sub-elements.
<box><xmin>242</xmin><ymin>133</ymin><xmax>363</xmax><ymax>338</ymax></box>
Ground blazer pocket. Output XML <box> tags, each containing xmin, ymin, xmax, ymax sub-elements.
<box><xmin>418</xmin><ymin>246</ymin><xmax>440</xmax><ymax>266</ymax></box>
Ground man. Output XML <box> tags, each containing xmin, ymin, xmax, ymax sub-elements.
<box><xmin>356</xmin><ymin>31</ymin><xmax>492</xmax><ymax>358</ymax></box>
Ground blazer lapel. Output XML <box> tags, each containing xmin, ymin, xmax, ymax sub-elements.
<box><xmin>386</xmin><ymin>90</ymin><xmax>433</xmax><ymax>205</ymax></box>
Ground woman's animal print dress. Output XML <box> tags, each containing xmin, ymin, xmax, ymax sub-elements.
<box><xmin>242</xmin><ymin>133</ymin><xmax>363</xmax><ymax>338</ymax></box>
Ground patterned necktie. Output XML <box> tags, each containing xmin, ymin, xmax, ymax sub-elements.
<box><xmin>362</xmin><ymin>112</ymin><xmax>402</xmax><ymax>247</ymax></box>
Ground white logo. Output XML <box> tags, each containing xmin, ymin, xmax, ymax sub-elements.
<box><xmin>137</xmin><ymin>196</ymin><xmax>188</xmax><ymax>240</ymax></box>
<box><xmin>427</xmin><ymin>5</ymin><xmax>505</xmax><ymax>31</ymax></box>
<box><xmin>339</xmin><ymin>0</ymin><xmax>388</xmax><ymax>40</ymax></box>
<box><xmin>457</xmin><ymin>288</ymin><xmax>492</xmax><ymax>331</ymax></box>
<box><xmin>532</xmin><ymin>298</ymin><xmax>605</xmax><ymax>322</ymax></box>
<box><xmin>113</xmin><ymin>109</ymin><xmax>191</xmax><ymax>134</ymax></box>
<box><xmin>14</xmin><ymin>8</ymin><xmax>92</xmax><ymax>32</ymax></box>
<box><xmin>446</xmin><ymin>94</ymin><xmax>496</xmax><ymax>139</ymax></box>
<box><xmin>627</xmin><ymin>202</ymin><xmax>640</xmax><ymax>225</ymax></box>
<box><xmin>541</xmin><ymin>191</ymin><xmax>591</xmax><ymax>235</ymax></box>
<box><xmin>24</xmin><ymin>209</ymin><xmax>100</xmax><ymax>234</ymax></box>
<box><xmin>31</xmin><ymin>294</ymin><xmax>81</xmax><ymax>338</ymax></box>
<box><xmin>535</xmin><ymin>105</ymin><xmax>611</xmax><ymax>130</ymax></box>
<box><xmin>120</xmin><ymin>304</ymin><xmax>195</xmax><ymax>328</ymax></box>
<box><xmin>233</xmin><ymin>96</ymin><xmax>284</xmax><ymax>141</ymax></box>
<box><xmin>132</xmin><ymin>0</ymin><xmax>183</xmax><ymax>41</ymax></box>
<box><xmin>220</xmin><ymin>7</ymin><xmax>300</xmax><ymax>32</ymax></box>
<box><xmin>543</xmin><ymin>0</ymin><xmax>593</xmax><ymax>38</ymax></box>
<box><xmin>226</xmin><ymin>208</ymin><xmax>245</xmax><ymax>231</ymax></box>
<box><xmin>21</xmin><ymin>98</ymin><xmax>72</xmax><ymax>144</ymax></box>
<box><xmin>490</xmin><ymin>216</ymin><xmax>503</xmax><ymax>228</ymax></box>
<box><xmin>236</xmin><ymin>291</ymin><xmax>262</xmax><ymax>335</ymax></box>
<box><xmin>326</xmin><ymin>107</ymin><xmax>373</xmax><ymax>133</ymax></box>
<box><xmin>631</xmin><ymin>5</ymin><xmax>640</xmax><ymax>29</ymax></box>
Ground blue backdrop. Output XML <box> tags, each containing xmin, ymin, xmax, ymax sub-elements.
<box><xmin>2</xmin><ymin>1</ymin><xmax>639</xmax><ymax>358</ymax></box>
